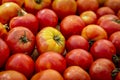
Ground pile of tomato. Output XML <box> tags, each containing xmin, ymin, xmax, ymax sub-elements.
<box><xmin>0</xmin><ymin>0</ymin><xmax>120</xmax><ymax>80</ymax></box>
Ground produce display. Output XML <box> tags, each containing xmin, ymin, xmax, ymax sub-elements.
<box><xmin>0</xmin><ymin>0</ymin><xmax>120</xmax><ymax>80</ymax></box>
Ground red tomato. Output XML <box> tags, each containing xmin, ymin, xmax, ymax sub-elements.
<box><xmin>31</xmin><ymin>69</ymin><xmax>64</xmax><ymax>80</ymax></box>
<box><xmin>99</xmin><ymin>19</ymin><xmax>120</xmax><ymax>36</ymax></box>
<box><xmin>0</xmin><ymin>38</ymin><xmax>10</xmax><ymax>68</ymax></box>
<box><xmin>5</xmin><ymin>53</ymin><xmax>35</xmax><ymax>79</ymax></box>
<box><xmin>63</xmin><ymin>66</ymin><xmax>91</xmax><ymax>80</ymax></box>
<box><xmin>96</xmin><ymin>7</ymin><xmax>115</xmax><ymax>17</ymax></box>
<box><xmin>52</xmin><ymin>0</ymin><xmax>77</xmax><ymax>20</ymax></box>
<box><xmin>66</xmin><ymin>35</ymin><xmax>89</xmax><ymax>52</ymax></box>
<box><xmin>36</xmin><ymin>8</ymin><xmax>58</xmax><ymax>30</ymax></box>
<box><xmin>89</xmin><ymin>58</ymin><xmax>116</xmax><ymax>80</ymax></box>
<box><xmin>5</xmin><ymin>27</ymin><xmax>35</xmax><ymax>55</ymax></box>
<box><xmin>77</xmin><ymin>0</ymin><xmax>99</xmax><ymax>14</ymax></box>
<box><xmin>35</xmin><ymin>51</ymin><xmax>66</xmax><ymax>73</ymax></box>
<box><xmin>109</xmin><ymin>31</ymin><xmax>120</xmax><ymax>56</ymax></box>
<box><xmin>65</xmin><ymin>49</ymin><xmax>93</xmax><ymax>70</ymax></box>
<box><xmin>0</xmin><ymin>70</ymin><xmax>27</xmax><ymax>80</ymax></box>
<box><xmin>60</xmin><ymin>15</ymin><xmax>85</xmax><ymax>39</ymax></box>
<box><xmin>9</xmin><ymin>13</ymin><xmax>39</xmax><ymax>35</ymax></box>
<box><xmin>90</xmin><ymin>39</ymin><xmax>116</xmax><ymax>60</ymax></box>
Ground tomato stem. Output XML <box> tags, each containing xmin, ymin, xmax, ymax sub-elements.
<box><xmin>35</xmin><ymin>0</ymin><xmax>42</xmax><ymax>4</ymax></box>
<box><xmin>112</xmin><ymin>55</ymin><xmax>120</xmax><ymax>67</ymax></box>
<box><xmin>54</xmin><ymin>35</ymin><xmax>62</xmax><ymax>45</ymax></box>
<box><xmin>18</xmin><ymin>10</ymin><xmax>24</xmax><ymax>16</ymax></box>
<box><xmin>112</xmin><ymin>19</ymin><xmax>120</xmax><ymax>24</ymax></box>
<box><xmin>20</xmin><ymin>31</ymin><xmax>29</xmax><ymax>43</ymax></box>
<box><xmin>112</xmin><ymin>68</ymin><xmax>120</xmax><ymax>79</ymax></box>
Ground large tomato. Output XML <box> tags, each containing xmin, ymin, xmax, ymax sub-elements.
<box><xmin>90</xmin><ymin>39</ymin><xmax>116</xmax><ymax>60</ymax></box>
<box><xmin>99</xmin><ymin>19</ymin><xmax>120</xmax><ymax>36</ymax></box>
<box><xmin>89</xmin><ymin>58</ymin><xmax>116</xmax><ymax>80</ymax></box>
<box><xmin>109</xmin><ymin>31</ymin><xmax>120</xmax><ymax>56</ymax></box>
<box><xmin>5</xmin><ymin>53</ymin><xmax>35</xmax><ymax>79</ymax></box>
<box><xmin>5</xmin><ymin>27</ymin><xmax>35</xmax><ymax>55</ymax></box>
<box><xmin>24</xmin><ymin>0</ymin><xmax>51</xmax><ymax>14</ymax></box>
<box><xmin>31</xmin><ymin>69</ymin><xmax>64</xmax><ymax>80</ymax></box>
<box><xmin>36</xmin><ymin>8</ymin><xmax>58</xmax><ymax>30</ymax></box>
<box><xmin>9</xmin><ymin>13</ymin><xmax>39</xmax><ymax>35</ymax></box>
<box><xmin>0</xmin><ymin>2</ymin><xmax>21</xmax><ymax>24</ymax></box>
<box><xmin>60</xmin><ymin>15</ymin><xmax>85</xmax><ymax>39</ymax></box>
<box><xmin>66</xmin><ymin>35</ymin><xmax>89</xmax><ymax>52</ymax></box>
<box><xmin>65</xmin><ymin>49</ymin><xmax>93</xmax><ymax>70</ymax></box>
<box><xmin>0</xmin><ymin>70</ymin><xmax>27</xmax><ymax>80</ymax></box>
<box><xmin>52</xmin><ymin>0</ymin><xmax>77</xmax><ymax>20</ymax></box>
<box><xmin>36</xmin><ymin>27</ymin><xmax>65</xmax><ymax>55</ymax></box>
<box><xmin>0</xmin><ymin>38</ymin><xmax>10</xmax><ymax>68</ymax></box>
<box><xmin>63</xmin><ymin>66</ymin><xmax>91</xmax><ymax>80</ymax></box>
<box><xmin>35</xmin><ymin>51</ymin><xmax>66</xmax><ymax>73</ymax></box>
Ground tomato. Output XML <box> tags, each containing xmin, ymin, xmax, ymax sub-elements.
<box><xmin>9</xmin><ymin>13</ymin><xmax>39</xmax><ymax>35</ymax></box>
<box><xmin>31</xmin><ymin>69</ymin><xmax>64</xmax><ymax>80</ymax></box>
<box><xmin>65</xmin><ymin>49</ymin><xmax>93</xmax><ymax>70</ymax></box>
<box><xmin>36</xmin><ymin>27</ymin><xmax>65</xmax><ymax>55</ymax></box>
<box><xmin>99</xmin><ymin>19</ymin><xmax>120</xmax><ymax>36</ymax></box>
<box><xmin>0</xmin><ymin>70</ymin><xmax>27</xmax><ymax>80</ymax></box>
<box><xmin>0</xmin><ymin>38</ymin><xmax>10</xmax><ymax>68</ymax></box>
<box><xmin>35</xmin><ymin>51</ymin><xmax>66</xmax><ymax>73</ymax></box>
<box><xmin>60</xmin><ymin>15</ymin><xmax>85</xmax><ymax>39</ymax></box>
<box><xmin>0</xmin><ymin>2</ymin><xmax>21</xmax><ymax>24</ymax></box>
<box><xmin>89</xmin><ymin>58</ymin><xmax>116</xmax><ymax>80</ymax></box>
<box><xmin>66</xmin><ymin>35</ymin><xmax>89</xmax><ymax>52</ymax></box>
<box><xmin>77</xmin><ymin>0</ymin><xmax>99</xmax><ymax>14</ymax></box>
<box><xmin>90</xmin><ymin>39</ymin><xmax>116</xmax><ymax>60</ymax></box>
<box><xmin>80</xmin><ymin>10</ymin><xmax>97</xmax><ymax>25</ymax></box>
<box><xmin>63</xmin><ymin>66</ymin><xmax>91</xmax><ymax>80</ymax></box>
<box><xmin>5</xmin><ymin>53</ymin><xmax>35</xmax><ymax>79</ymax></box>
<box><xmin>81</xmin><ymin>24</ymin><xmax>108</xmax><ymax>44</ymax></box>
<box><xmin>109</xmin><ymin>31</ymin><xmax>120</xmax><ymax>56</ymax></box>
<box><xmin>96</xmin><ymin>7</ymin><xmax>115</xmax><ymax>17</ymax></box>
<box><xmin>5</xmin><ymin>27</ymin><xmax>35</xmax><ymax>55</ymax></box>
<box><xmin>52</xmin><ymin>0</ymin><xmax>77</xmax><ymax>20</ymax></box>
<box><xmin>24</xmin><ymin>0</ymin><xmax>52</xmax><ymax>14</ymax></box>
<box><xmin>36</xmin><ymin>8</ymin><xmax>58</xmax><ymax>30</ymax></box>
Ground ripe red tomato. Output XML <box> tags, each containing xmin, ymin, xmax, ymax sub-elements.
<box><xmin>5</xmin><ymin>27</ymin><xmax>35</xmax><ymax>55</ymax></box>
<box><xmin>5</xmin><ymin>53</ymin><xmax>35</xmax><ymax>79</ymax></box>
<box><xmin>63</xmin><ymin>66</ymin><xmax>91</xmax><ymax>80</ymax></box>
<box><xmin>0</xmin><ymin>70</ymin><xmax>27</xmax><ymax>80</ymax></box>
<box><xmin>65</xmin><ymin>49</ymin><xmax>93</xmax><ymax>70</ymax></box>
<box><xmin>52</xmin><ymin>0</ymin><xmax>77</xmax><ymax>20</ymax></box>
<box><xmin>90</xmin><ymin>39</ymin><xmax>116</xmax><ymax>60</ymax></box>
<box><xmin>0</xmin><ymin>38</ymin><xmax>10</xmax><ymax>68</ymax></box>
<box><xmin>9</xmin><ymin>13</ymin><xmax>39</xmax><ymax>35</ymax></box>
<box><xmin>35</xmin><ymin>51</ymin><xmax>66</xmax><ymax>73</ymax></box>
<box><xmin>36</xmin><ymin>8</ymin><xmax>58</xmax><ymax>30</ymax></box>
<box><xmin>77</xmin><ymin>0</ymin><xmax>99</xmax><ymax>14</ymax></box>
<box><xmin>109</xmin><ymin>31</ymin><xmax>120</xmax><ymax>56</ymax></box>
<box><xmin>31</xmin><ymin>69</ymin><xmax>64</xmax><ymax>80</ymax></box>
<box><xmin>89</xmin><ymin>58</ymin><xmax>116</xmax><ymax>80</ymax></box>
<box><xmin>66</xmin><ymin>35</ymin><xmax>89</xmax><ymax>52</ymax></box>
<box><xmin>60</xmin><ymin>15</ymin><xmax>85</xmax><ymax>39</ymax></box>
<box><xmin>96</xmin><ymin>7</ymin><xmax>115</xmax><ymax>17</ymax></box>
<box><xmin>99</xmin><ymin>19</ymin><xmax>120</xmax><ymax>36</ymax></box>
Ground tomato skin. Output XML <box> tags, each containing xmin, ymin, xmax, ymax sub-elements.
<box><xmin>65</xmin><ymin>49</ymin><xmax>93</xmax><ymax>70</ymax></box>
<box><xmin>5</xmin><ymin>53</ymin><xmax>35</xmax><ymax>79</ymax></box>
<box><xmin>5</xmin><ymin>27</ymin><xmax>35</xmax><ymax>55</ymax></box>
<box><xmin>35</xmin><ymin>51</ymin><xmax>66</xmax><ymax>73</ymax></box>
<box><xmin>9</xmin><ymin>13</ymin><xmax>39</xmax><ymax>35</ymax></box>
<box><xmin>90</xmin><ymin>39</ymin><xmax>116</xmax><ymax>60</ymax></box>
<box><xmin>63</xmin><ymin>66</ymin><xmax>91</xmax><ymax>80</ymax></box>
<box><xmin>109</xmin><ymin>31</ymin><xmax>120</xmax><ymax>56</ymax></box>
<box><xmin>31</xmin><ymin>69</ymin><xmax>64</xmax><ymax>80</ymax></box>
<box><xmin>0</xmin><ymin>38</ymin><xmax>10</xmax><ymax>68</ymax></box>
<box><xmin>115</xmin><ymin>72</ymin><xmax>120</xmax><ymax>80</ymax></box>
<box><xmin>66</xmin><ymin>35</ymin><xmax>89</xmax><ymax>52</ymax></box>
<box><xmin>0</xmin><ymin>70</ymin><xmax>27</xmax><ymax>80</ymax></box>
<box><xmin>89</xmin><ymin>58</ymin><xmax>116</xmax><ymax>80</ymax></box>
